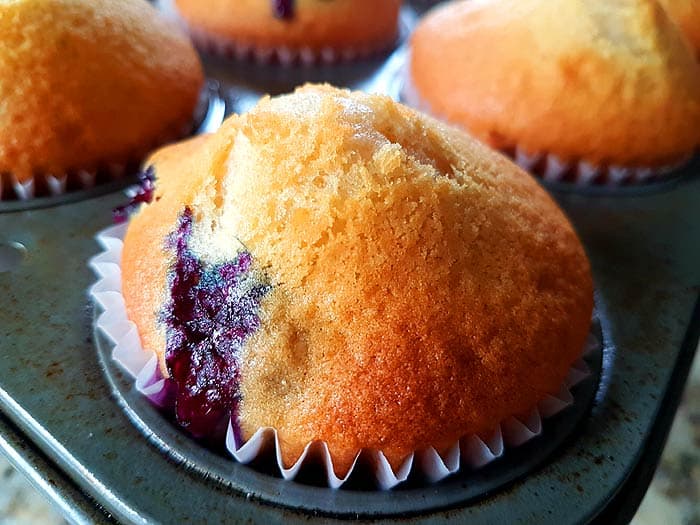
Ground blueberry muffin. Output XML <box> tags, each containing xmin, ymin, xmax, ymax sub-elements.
<box><xmin>0</xmin><ymin>0</ymin><xmax>204</xmax><ymax>197</ymax></box>
<box><xmin>408</xmin><ymin>0</ymin><xmax>700</xmax><ymax>183</ymax></box>
<box><xmin>121</xmin><ymin>85</ymin><xmax>593</xmax><ymax>476</ymax></box>
<box><xmin>174</xmin><ymin>0</ymin><xmax>402</xmax><ymax>63</ymax></box>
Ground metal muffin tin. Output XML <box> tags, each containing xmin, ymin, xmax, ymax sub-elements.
<box><xmin>1</xmin><ymin>1</ymin><xmax>699</xmax><ymax>523</ymax></box>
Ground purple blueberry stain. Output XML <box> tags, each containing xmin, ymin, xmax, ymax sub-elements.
<box><xmin>272</xmin><ymin>0</ymin><xmax>294</xmax><ymax>19</ymax></box>
<box><xmin>160</xmin><ymin>208</ymin><xmax>271</xmax><ymax>440</ymax></box>
<box><xmin>113</xmin><ymin>166</ymin><xmax>156</xmax><ymax>224</ymax></box>
<box><xmin>271</xmin><ymin>1</ymin><xmax>335</xmax><ymax>21</ymax></box>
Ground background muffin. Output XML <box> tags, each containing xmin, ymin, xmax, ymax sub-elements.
<box><xmin>174</xmin><ymin>0</ymin><xmax>402</xmax><ymax>64</ymax></box>
<box><xmin>121</xmin><ymin>85</ymin><xmax>593</xmax><ymax>476</ymax></box>
<box><xmin>0</xmin><ymin>0</ymin><xmax>204</xmax><ymax>198</ymax></box>
<box><xmin>408</xmin><ymin>0</ymin><xmax>700</xmax><ymax>184</ymax></box>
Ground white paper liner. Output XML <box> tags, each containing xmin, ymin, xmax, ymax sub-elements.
<box><xmin>12</xmin><ymin>177</ymin><xmax>35</xmax><ymax>200</ymax></box>
<box><xmin>512</xmin><ymin>147</ymin><xmax>690</xmax><ymax>186</ymax></box>
<box><xmin>89</xmin><ymin>223</ymin><xmax>600</xmax><ymax>490</ymax></box>
<box><xmin>400</xmin><ymin>70</ymin><xmax>690</xmax><ymax>186</ymax></box>
<box><xmin>0</xmin><ymin>166</ymin><xmax>118</xmax><ymax>201</ymax></box>
<box><xmin>188</xmin><ymin>26</ymin><xmax>396</xmax><ymax>67</ymax></box>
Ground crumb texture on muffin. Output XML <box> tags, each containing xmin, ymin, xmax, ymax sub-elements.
<box><xmin>0</xmin><ymin>0</ymin><xmax>204</xmax><ymax>181</ymax></box>
<box><xmin>410</xmin><ymin>0</ymin><xmax>700</xmax><ymax>168</ymax></box>
<box><xmin>122</xmin><ymin>85</ymin><xmax>593</xmax><ymax>476</ymax></box>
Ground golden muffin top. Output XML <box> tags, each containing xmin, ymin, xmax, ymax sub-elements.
<box><xmin>122</xmin><ymin>85</ymin><xmax>593</xmax><ymax>475</ymax></box>
<box><xmin>0</xmin><ymin>0</ymin><xmax>204</xmax><ymax>181</ymax></box>
<box><xmin>410</xmin><ymin>0</ymin><xmax>700</xmax><ymax>168</ymax></box>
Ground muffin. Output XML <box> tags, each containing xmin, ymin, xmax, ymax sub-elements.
<box><xmin>120</xmin><ymin>84</ymin><xmax>593</xmax><ymax>477</ymax></box>
<box><xmin>0</xmin><ymin>0</ymin><xmax>204</xmax><ymax>199</ymax></box>
<box><xmin>173</xmin><ymin>0</ymin><xmax>402</xmax><ymax>64</ymax></box>
<box><xmin>408</xmin><ymin>0</ymin><xmax>700</xmax><ymax>184</ymax></box>
<box><xmin>658</xmin><ymin>0</ymin><xmax>700</xmax><ymax>57</ymax></box>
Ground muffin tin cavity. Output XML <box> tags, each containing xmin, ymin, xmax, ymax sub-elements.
<box><xmin>95</xmin><ymin>314</ymin><xmax>603</xmax><ymax>514</ymax></box>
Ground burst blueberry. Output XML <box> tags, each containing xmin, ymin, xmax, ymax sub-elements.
<box><xmin>160</xmin><ymin>208</ymin><xmax>271</xmax><ymax>438</ymax></box>
<box><xmin>271</xmin><ymin>0</ymin><xmax>294</xmax><ymax>19</ymax></box>
<box><xmin>112</xmin><ymin>166</ymin><xmax>156</xmax><ymax>224</ymax></box>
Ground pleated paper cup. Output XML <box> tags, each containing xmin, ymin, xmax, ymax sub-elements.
<box><xmin>509</xmin><ymin>147</ymin><xmax>689</xmax><ymax>186</ymax></box>
<box><xmin>0</xmin><ymin>163</ymin><xmax>129</xmax><ymax>202</ymax></box>
<box><xmin>191</xmin><ymin>25</ymin><xmax>400</xmax><ymax>67</ymax></box>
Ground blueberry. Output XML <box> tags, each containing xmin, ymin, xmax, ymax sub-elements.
<box><xmin>272</xmin><ymin>0</ymin><xmax>295</xmax><ymax>19</ymax></box>
<box><xmin>160</xmin><ymin>208</ymin><xmax>271</xmax><ymax>438</ymax></box>
<box><xmin>112</xmin><ymin>166</ymin><xmax>156</xmax><ymax>224</ymax></box>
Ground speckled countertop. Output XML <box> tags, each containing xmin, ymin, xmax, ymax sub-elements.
<box><xmin>631</xmin><ymin>350</ymin><xmax>700</xmax><ymax>525</ymax></box>
<box><xmin>0</xmin><ymin>458</ymin><xmax>66</xmax><ymax>525</ymax></box>
<box><xmin>1</xmin><ymin>350</ymin><xmax>698</xmax><ymax>525</ymax></box>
